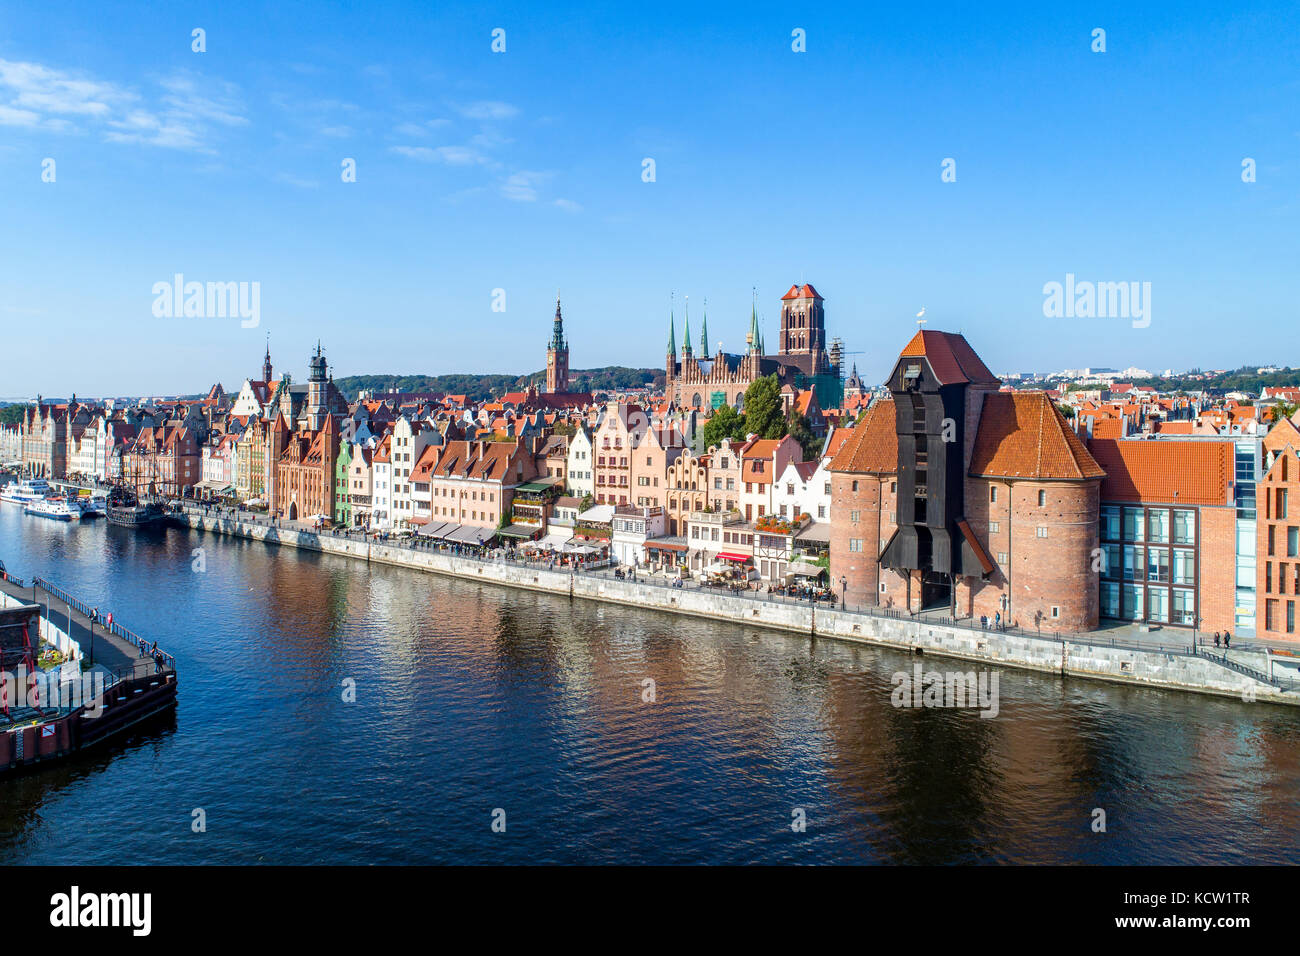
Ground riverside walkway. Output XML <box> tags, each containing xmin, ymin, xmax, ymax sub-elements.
<box><xmin>172</xmin><ymin>503</ymin><xmax>1300</xmax><ymax>706</ymax></box>
<box><xmin>0</xmin><ymin>572</ymin><xmax>176</xmax><ymax>681</ymax></box>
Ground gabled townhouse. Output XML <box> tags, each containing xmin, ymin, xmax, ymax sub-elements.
<box><xmin>388</xmin><ymin>417</ymin><xmax>438</xmax><ymax>529</ymax></box>
<box><xmin>738</xmin><ymin>435</ymin><xmax>801</xmax><ymax>522</ymax></box>
<box><xmin>566</xmin><ymin>424</ymin><xmax>595</xmax><ymax>500</ymax></box>
<box><xmin>417</xmin><ymin>438</ymin><xmax>539</xmax><ymax>533</ymax></box>
<box><xmin>370</xmin><ymin>434</ymin><xmax>394</xmax><ymax>529</ymax></box>
<box><xmin>665</xmin><ymin>447</ymin><xmax>710</xmax><ymax>535</ymax></box>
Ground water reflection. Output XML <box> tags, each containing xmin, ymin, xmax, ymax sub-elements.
<box><xmin>0</xmin><ymin>504</ymin><xmax>1297</xmax><ymax>864</ymax></box>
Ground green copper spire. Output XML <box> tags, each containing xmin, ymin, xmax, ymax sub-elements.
<box><xmin>667</xmin><ymin>296</ymin><xmax>676</xmax><ymax>355</ymax></box>
<box><xmin>700</xmin><ymin>299</ymin><xmax>709</xmax><ymax>355</ymax></box>
<box><xmin>748</xmin><ymin>290</ymin><xmax>760</xmax><ymax>353</ymax></box>
<box><xmin>682</xmin><ymin>296</ymin><xmax>692</xmax><ymax>355</ymax></box>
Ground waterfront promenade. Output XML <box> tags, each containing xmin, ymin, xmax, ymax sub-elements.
<box><xmin>172</xmin><ymin>504</ymin><xmax>1300</xmax><ymax>707</ymax></box>
<box><xmin>0</xmin><ymin>572</ymin><xmax>174</xmax><ymax>682</ymax></box>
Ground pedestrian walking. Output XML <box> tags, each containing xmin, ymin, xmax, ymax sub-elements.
<box><xmin>1224</xmin><ymin>631</ymin><xmax>1231</xmax><ymax>649</ymax></box>
<box><xmin>1213</xmin><ymin>631</ymin><xmax>1220</xmax><ymax>648</ymax></box>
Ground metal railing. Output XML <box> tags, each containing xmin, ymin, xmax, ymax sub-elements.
<box><xmin>32</xmin><ymin>576</ymin><xmax>177</xmax><ymax>671</ymax></box>
<box><xmin>0</xmin><ymin>569</ymin><xmax>27</xmax><ymax>589</ymax></box>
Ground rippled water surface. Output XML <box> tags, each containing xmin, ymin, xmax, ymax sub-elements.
<box><xmin>1</xmin><ymin>506</ymin><xmax>1297</xmax><ymax>864</ymax></box>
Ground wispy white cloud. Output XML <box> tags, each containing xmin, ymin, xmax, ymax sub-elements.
<box><xmin>274</xmin><ymin>172</ymin><xmax>320</xmax><ymax>189</ymax></box>
<box><xmin>0</xmin><ymin>59</ymin><xmax>128</xmax><ymax>118</ymax></box>
<box><xmin>391</xmin><ymin>144</ymin><xmax>488</xmax><ymax>165</ymax></box>
<box><xmin>454</xmin><ymin>100</ymin><xmax>518</xmax><ymax>120</ymax></box>
<box><xmin>393</xmin><ymin>118</ymin><xmax>452</xmax><ymax>137</ymax></box>
<box><xmin>0</xmin><ymin>59</ymin><xmax>247</xmax><ymax>151</ymax></box>
<box><xmin>501</xmin><ymin>170</ymin><xmax>551</xmax><ymax>202</ymax></box>
<box><xmin>554</xmin><ymin>198</ymin><xmax>581</xmax><ymax>213</ymax></box>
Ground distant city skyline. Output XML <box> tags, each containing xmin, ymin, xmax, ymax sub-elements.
<box><xmin>3</xmin><ymin>1</ymin><xmax>1298</xmax><ymax>395</ymax></box>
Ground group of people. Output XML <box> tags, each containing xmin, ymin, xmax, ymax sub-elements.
<box><xmin>979</xmin><ymin>613</ymin><xmax>1005</xmax><ymax>630</ymax></box>
<box><xmin>1212</xmin><ymin>630</ymin><xmax>1233</xmax><ymax>649</ymax></box>
<box><xmin>134</xmin><ymin>637</ymin><xmax>167</xmax><ymax>673</ymax></box>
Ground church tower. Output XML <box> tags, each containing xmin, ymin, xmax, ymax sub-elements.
<box><xmin>546</xmin><ymin>292</ymin><xmax>569</xmax><ymax>394</ymax></box>
<box><xmin>779</xmin><ymin>283</ymin><xmax>827</xmax><ymax>374</ymax></box>
<box><xmin>305</xmin><ymin>341</ymin><xmax>328</xmax><ymax>431</ymax></box>
<box><xmin>666</xmin><ymin>300</ymin><xmax>677</xmax><ymax>385</ymax></box>
<box><xmin>262</xmin><ymin>337</ymin><xmax>274</xmax><ymax>383</ymax></box>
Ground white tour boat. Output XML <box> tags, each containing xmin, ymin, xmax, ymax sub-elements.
<box><xmin>0</xmin><ymin>477</ymin><xmax>53</xmax><ymax>505</ymax></box>
<box><xmin>23</xmin><ymin>497</ymin><xmax>82</xmax><ymax>522</ymax></box>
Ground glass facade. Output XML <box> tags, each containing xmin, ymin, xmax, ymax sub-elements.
<box><xmin>1100</xmin><ymin>504</ymin><xmax>1198</xmax><ymax>627</ymax></box>
<box><xmin>1235</xmin><ymin>439</ymin><xmax>1260</xmax><ymax>636</ymax></box>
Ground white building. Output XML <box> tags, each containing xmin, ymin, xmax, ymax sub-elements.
<box><xmin>772</xmin><ymin>457</ymin><xmax>833</xmax><ymax>524</ymax></box>
<box><xmin>610</xmin><ymin>505</ymin><xmax>666</xmax><ymax>567</ymax></box>
<box><xmin>371</xmin><ymin>434</ymin><xmax>393</xmax><ymax>529</ymax></box>
<box><xmin>388</xmin><ymin>417</ymin><xmax>437</xmax><ymax>528</ymax></box>
<box><xmin>565</xmin><ymin>425</ymin><xmax>595</xmax><ymax>500</ymax></box>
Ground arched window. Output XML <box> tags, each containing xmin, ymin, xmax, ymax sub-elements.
<box><xmin>692</xmin><ymin>392</ymin><xmax>702</xmax><ymax>408</ymax></box>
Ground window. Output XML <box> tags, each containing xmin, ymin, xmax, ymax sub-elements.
<box><xmin>1101</xmin><ymin>506</ymin><xmax>1120</xmax><ymax>540</ymax></box>
<box><xmin>850</xmin><ymin>510</ymin><xmax>860</xmax><ymax>523</ymax></box>
<box><xmin>1290</xmin><ymin>527</ymin><xmax>1299</xmax><ymax>558</ymax></box>
<box><xmin>817</xmin><ymin>505</ymin><xmax>825</xmax><ymax>518</ymax></box>
<box><xmin>851</xmin><ymin>480</ymin><xmax>859</xmax><ymax>492</ymax></box>
<box><xmin>997</xmin><ymin>551</ymin><xmax>1008</xmax><ymax>565</ymax></box>
<box><xmin>1038</xmin><ymin>490</ymin><xmax>1046</xmax><ymax>507</ymax></box>
<box><xmin>1147</xmin><ymin>550</ymin><xmax>1169</xmax><ymax>583</ymax></box>
<box><xmin>848</xmin><ymin>538</ymin><xmax>862</xmax><ymax>553</ymax></box>
<box><xmin>824</xmin><ymin>482</ymin><xmax>831</xmax><ymax>495</ymax></box>
<box><xmin>1100</xmin><ymin>581</ymin><xmax>1120</xmax><ymax>617</ymax></box>
<box><xmin>1171</xmin><ymin>509</ymin><xmax>1194</xmax><ymax>545</ymax></box>
<box><xmin>1037</xmin><ymin>526</ymin><xmax>1048</xmax><ymax>538</ymax></box>
<box><xmin>989</xmin><ymin>521</ymin><xmax>999</xmax><ymax>533</ymax></box>
<box><xmin>990</xmin><ymin>486</ymin><xmax>998</xmax><ymax>503</ymax></box>
<box><xmin>1051</xmin><ymin>606</ymin><xmax>1060</xmax><ymax>619</ymax></box>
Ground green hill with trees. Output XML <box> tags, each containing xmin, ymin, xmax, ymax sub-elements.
<box><xmin>334</xmin><ymin>366</ymin><xmax>663</xmax><ymax>403</ymax></box>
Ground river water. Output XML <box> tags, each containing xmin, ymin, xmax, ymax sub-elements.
<box><xmin>0</xmin><ymin>505</ymin><xmax>1296</xmax><ymax>864</ymax></box>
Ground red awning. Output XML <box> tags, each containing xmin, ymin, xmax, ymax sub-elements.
<box><xmin>717</xmin><ymin>552</ymin><xmax>751</xmax><ymax>562</ymax></box>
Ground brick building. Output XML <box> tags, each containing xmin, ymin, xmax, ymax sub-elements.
<box><xmin>1257</xmin><ymin>428</ymin><xmax>1300</xmax><ymax>640</ymax></box>
<box><xmin>1088</xmin><ymin>437</ymin><xmax>1240</xmax><ymax>635</ymax></box>
<box><xmin>664</xmin><ymin>286</ymin><xmax>844</xmax><ymax>411</ymax></box>
<box><xmin>830</xmin><ymin>330</ymin><xmax>1104</xmax><ymax>632</ymax></box>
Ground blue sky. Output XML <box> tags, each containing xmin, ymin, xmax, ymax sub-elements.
<box><xmin>2</xmin><ymin>0</ymin><xmax>1298</xmax><ymax>398</ymax></box>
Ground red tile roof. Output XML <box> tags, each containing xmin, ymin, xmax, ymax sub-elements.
<box><xmin>780</xmin><ymin>283</ymin><xmax>823</xmax><ymax>301</ymax></box>
<box><xmin>899</xmin><ymin>330</ymin><xmax>999</xmax><ymax>386</ymax></box>
<box><xmin>1088</xmin><ymin>438</ymin><xmax>1232</xmax><ymax>506</ymax></box>
<box><xmin>829</xmin><ymin>400</ymin><xmax>898</xmax><ymax>474</ymax></box>
<box><xmin>970</xmin><ymin>392</ymin><xmax>1105</xmax><ymax>480</ymax></box>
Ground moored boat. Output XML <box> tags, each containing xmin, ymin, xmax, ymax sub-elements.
<box><xmin>0</xmin><ymin>478</ymin><xmax>53</xmax><ymax>505</ymax></box>
<box><xmin>23</xmin><ymin>497</ymin><xmax>82</xmax><ymax>522</ymax></box>
<box><xmin>80</xmin><ymin>494</ymin><xmax>108</xmax><ymax>517</ymax></box>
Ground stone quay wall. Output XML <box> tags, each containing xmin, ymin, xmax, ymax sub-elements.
<box><xmin>178</xmin><ymin>513</ymin><xmax>1300</xmax><ymax>707</ymax></box>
